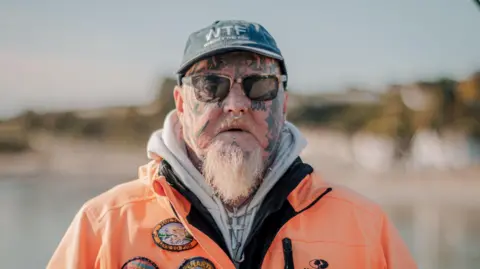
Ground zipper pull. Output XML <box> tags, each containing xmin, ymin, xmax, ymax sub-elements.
<box><xmin>282</xmin><ymin>237</ymin><xmax>294</xmax><ymax>269</ymax></box>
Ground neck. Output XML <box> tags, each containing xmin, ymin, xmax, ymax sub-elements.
<box><xmin>266</xmin><ymin>139</ymin><xmax>280</xmax><ymax>170</ymax></box>
<box><xmin>186</xmin><ymin>144</ymin><xmax>204</xmax><ymax>172</ymax></box>
<box><xmin>224</xmin><ymin>194</ymin><xmax>255</xmax><ymax>212</ymax></box>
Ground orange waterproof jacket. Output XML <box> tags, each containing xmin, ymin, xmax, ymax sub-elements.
<box><xmin>47</xmin><ymin>157</ymin><xmax>417</xmax><ymax>269</ymax></box>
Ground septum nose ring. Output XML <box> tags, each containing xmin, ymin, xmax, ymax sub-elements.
<box><xmin>233</xmin><ymin>114</ymin><xmax>243</xmax><ymax>120</ymax></box>
<box><xmin>232</xmin><ymin>111</ymin><xmax>244</xmax><ymax>120</ymax></box>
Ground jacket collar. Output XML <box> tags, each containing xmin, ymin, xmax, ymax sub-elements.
<box><xmin>138</xmin><ymin>155</ymin><xmax>332</xmax><ymax>214</ymax></box>
<box><xmin>287</xmin><ymin>172</ymin><xmax>332</xmax><ymax>212</ymax></box>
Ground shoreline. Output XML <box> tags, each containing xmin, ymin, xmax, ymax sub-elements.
<box><xmin>2</xmin><ymin>132</ymin><xmax>479</xmax><ymax>207</ymax></box>
<box><xmin>2</xmin><ymin>130</ymin><xmax>479</xmax><ymax>179</ymax></box>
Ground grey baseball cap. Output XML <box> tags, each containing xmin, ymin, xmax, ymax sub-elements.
<box><xmin>176</xmin><ymin>20</ymin><xmax>288</xmax><ymax>88</ymax></box>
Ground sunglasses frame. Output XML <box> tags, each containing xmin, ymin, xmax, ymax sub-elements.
<box><xmin>181</xmin><ymin>73</ymin><xmax>287</xmax><ymax>102</ymax></box>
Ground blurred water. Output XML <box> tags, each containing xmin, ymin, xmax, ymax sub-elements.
<box><xmin>0</xmin><ymin>174</ymin><xmax>127</xmax><ymax>268</ymax></box>
<box><xmin>1</xmin><ymin>174</ymin><xmax>480</xmax><ymax>269</ymax></box>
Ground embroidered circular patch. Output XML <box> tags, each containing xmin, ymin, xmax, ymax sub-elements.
<box><xmin>152</xmin><ymin>218</ymin><xmax>198</xmax><ymax>251</ymax></box>
<box><xmin>178</xmin><ymin>257</ymin><xmax>216</xmax><ymax>269</ymax></box>
<box><xmin>121</xmin><ymin>256</ymin><xmax>159</xmax><ymax>269</ymax></box>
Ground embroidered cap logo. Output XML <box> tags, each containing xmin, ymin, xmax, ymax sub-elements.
<box><xmin>205</xmin><ymin>25</ymin><xmax>247</xmax><ymax>41</ymax></box>
<box><xmin>204</xmin><ymin>23</ymin><xmax>261</xmax><ymax>47</ymax></box>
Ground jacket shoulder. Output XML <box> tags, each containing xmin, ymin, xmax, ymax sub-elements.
<box><xmin>325</xmin><ymin>182</ymin><xmax>384</xmax><ymax>217</ymax></box>
<box><xmin>304</xmin><ymin>171</ymin><xmax>384</xmax><ymax>218</ymax></box>
<box><xmin>80</xmin><ymin>178</ymin><xmax>157</xmax><ymax>224</ymax></box>
<box><xmin>305</xmin><ymin>171</ymin><xmax>387</xmax><ymax>232</ymax></box>
<box><xmin>297</xmin><ymin>173</ymin><xmax>390</xmax><ymax>245</ymax></box>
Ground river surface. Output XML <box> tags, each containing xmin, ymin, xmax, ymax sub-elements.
<box><xmin>1</xmin><ymin>173</ymin><xmax>480</xmax><ymax>269</ymax></box>
<box><xmin>0</xmin><ymin>174</ymin><xmax>128</xmax><ymax>268</ymax></box>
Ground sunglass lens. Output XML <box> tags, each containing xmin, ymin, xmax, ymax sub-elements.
<box><xmin>243</xmin><ymin>75</ymin><xmax>279</xmax><ymax>101</ymax></box>
<box><xmin>192</xmin><ymin>75</ymin><xmax>230</xmax><ymax>102</ymax></box>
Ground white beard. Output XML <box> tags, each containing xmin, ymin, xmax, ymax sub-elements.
<box><xmin>202</xmin><ymin>140</ymin><xmax>264</xmax><ymax>205</ymax></box>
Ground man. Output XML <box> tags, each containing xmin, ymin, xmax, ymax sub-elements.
<box><xmin>48</xmin><ymin>20</ymin><xmax>417</xmax><ymax>269</ymax></box>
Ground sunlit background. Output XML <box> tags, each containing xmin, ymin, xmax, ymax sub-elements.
<box><xmin>1</xmin><ymin>1</ymin><xmax>480</xmax><ymax>268</ymax></box>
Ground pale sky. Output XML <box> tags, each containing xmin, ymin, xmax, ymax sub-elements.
<box><xmin>1</xmin><ymin>0</ymin><xmax>480</xmax><ymax>119</ymax></box>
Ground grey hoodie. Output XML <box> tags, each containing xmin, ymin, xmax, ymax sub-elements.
<box><xmin>147</xmin><ymin>110</ymin><xmax>307</xmax><ymax>266</ymax></box>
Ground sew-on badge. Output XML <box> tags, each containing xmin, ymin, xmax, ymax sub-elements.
<box><xmin>178</xmin><ymin>257</ymin><xmax>216</xmax><ymax>269</ymax></box>
<box><xmin>121</xmin><ymin>256</ymin><xmax>159</xmax><ymax>269</ymax></box>
<box><xmin>152</xmin><ymin>218</ymin><xmax>198</xmax><ymax>251</ymax></box>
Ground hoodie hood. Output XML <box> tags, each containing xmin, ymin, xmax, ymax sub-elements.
<box><xmin>147</xmin><ymin>110</ymin><xmax>217</xmax><ymax>209</ymax></box>
<box><xmin>146</xmin><ymin>110</ymin><xmax>308</xmax><ymax>262</ymax></box>
<box><xmin>146</xmin><ymin>110</ymin><xmax>307</xmax><ymax>208</ymax></box>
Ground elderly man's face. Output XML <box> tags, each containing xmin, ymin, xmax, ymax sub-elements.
<box><xmin>173</xmin><ymin>51</ymin><xmax>287</xmax><ymax>205</ymax></box>
<box><xmin>175</xmin><ymin>51</ymin><xmax>287</xmax><ymax>162</ymax></box>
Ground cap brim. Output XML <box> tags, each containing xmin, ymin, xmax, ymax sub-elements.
<box><xmin>176</xmin><ymin>45</ymin><xmax>284</xmax><ymax>75</ymax></box>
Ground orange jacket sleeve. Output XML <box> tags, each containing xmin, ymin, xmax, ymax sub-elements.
<box><xmin>47</xmin><ymin>204</ymin><xmax>102</xmax><ymax>269</ymax></box>
<box><xmin>380</xmin><ymin>213</ymin><xmax>418</xmax><ymax>269</ymax></box>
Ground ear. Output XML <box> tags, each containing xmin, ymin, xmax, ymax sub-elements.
<box><xmin>283</xmin><ymin>91</ymin><xmax>288</xmax><ymax>116</ymax></box>
<box><xmin>173</xmin><ymin>85</ymin><xmax>184</xmax><ymax>114</ymax></box>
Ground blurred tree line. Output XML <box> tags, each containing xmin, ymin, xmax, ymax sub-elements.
<box><xmin>287</xmin><ymin>72</ymin><xmax>480</xmax><ymax>157</ymax></box>
<box><xmin>2</xmin><ymin>71</ymin><xmax>480</xmax><ymax>153</ymax></box>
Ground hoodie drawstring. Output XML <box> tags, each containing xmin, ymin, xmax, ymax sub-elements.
<box><xmin>283</xmin><ymin>237</ymin><xmax>294</xmax><ymax>269</ymax></box>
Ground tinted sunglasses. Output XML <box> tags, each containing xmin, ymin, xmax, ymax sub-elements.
<box><xmin>182</xmin><ymin>73</ymin><xmax>287</xmax><ymax>103</ymax></box>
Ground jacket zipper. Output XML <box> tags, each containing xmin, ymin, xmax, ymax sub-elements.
<box><xmin>281</xmin><ymin>187</ymin><xmax>332</xmax><ymax>269</ymax></box>
<box><xmin>283</xmin><ymin>238</ymin><xmax>294</xmax><ymax>269</ymax></box>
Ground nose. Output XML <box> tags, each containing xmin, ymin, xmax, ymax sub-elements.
<box><xmin>222</xmin><ymin>85</ymin><xmax>250</xmax><ymax>115</ymax></box>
